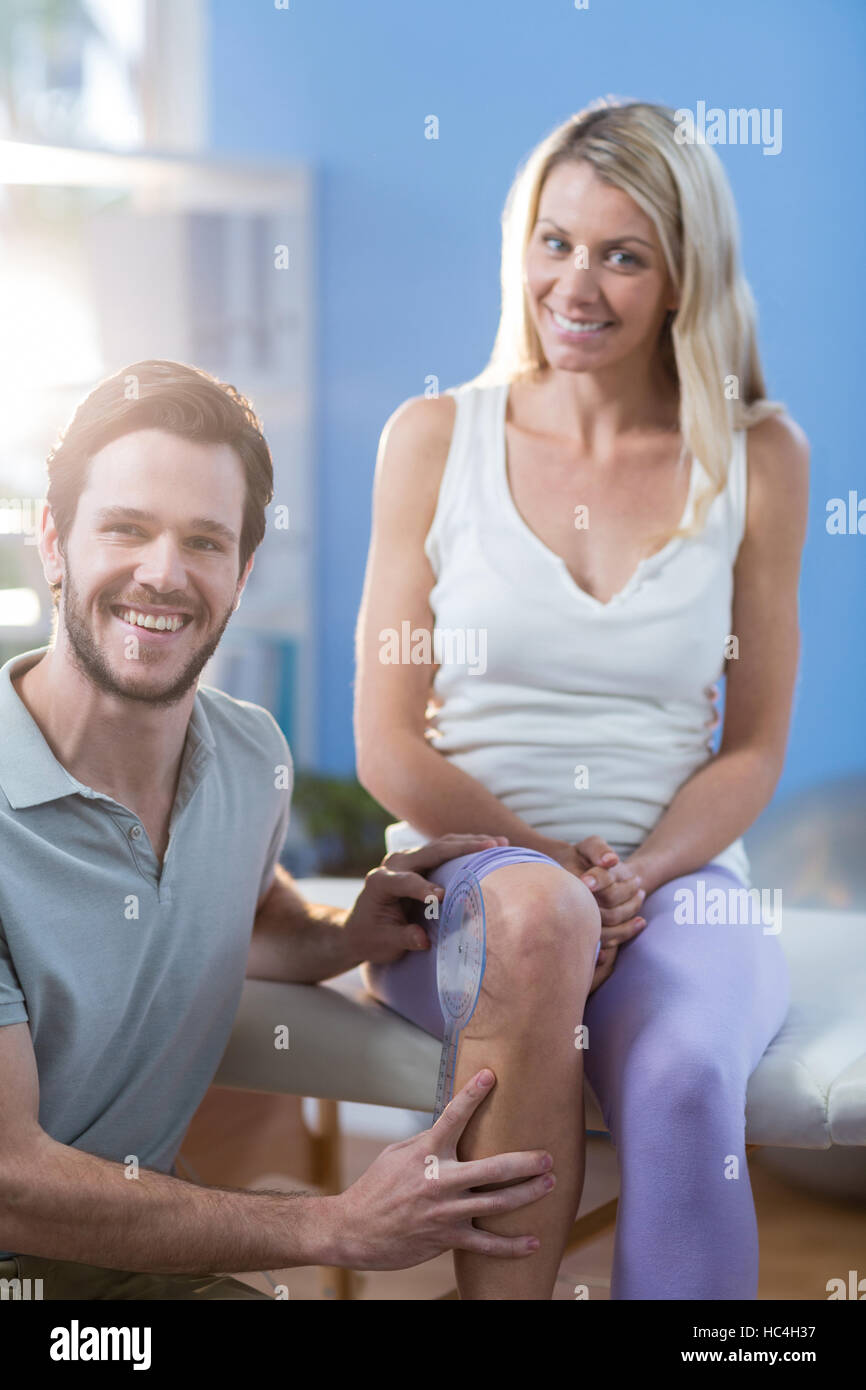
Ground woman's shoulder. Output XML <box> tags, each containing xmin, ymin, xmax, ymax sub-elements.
<box><xmin>370</xmin><ymin>390</ymin><xmax>462</xmax><ymax>538</ymax></box>
<box><xmin>379</xmin><ymin>389</ymin><xmax>459</xmax><ymax>465</ymax></box>
<box><xmin>741</xmin><ymin>410</ymin><xmax>810</xmax><ymax>541</ymax></box>
<box><xmin>373</xmin><ymin>385</ymin><xmax>484</xmax><ymax>510</ymax></box>
<box><xmin>743</xmin><ymin>410</ymin><xmax>810</xmax><ymax>479</ymax></box>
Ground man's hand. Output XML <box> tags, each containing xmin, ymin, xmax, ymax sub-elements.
<box><xmin>343</xmin><ymin>833</ymin><xmax>509</xmax><ymax>966</ymax></box>
<box><xmin>328</xmin><ymin>1069</ymin><xmax>553</xmax><ymax>1269</ymax></box>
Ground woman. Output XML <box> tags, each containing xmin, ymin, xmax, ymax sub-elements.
<box><xmin>353</xmin><ymin>99</ymin><xmax>809</xmax><ymax>1300</ymax></box>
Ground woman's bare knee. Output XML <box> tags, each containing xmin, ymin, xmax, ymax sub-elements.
<box><xmin>475</xmin><ymin>863</ymin><xmax>600</xmax><ymax>1004</ymax></box>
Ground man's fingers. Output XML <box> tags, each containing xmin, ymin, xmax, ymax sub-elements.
<box><xmin>366</xmin><ymin>866</ymin><xmax>445</xmax><ymax>907</ymax></box>
<box><xmin>403</xmin><ymin>923</ymin><xmax>430</xmax><ymax>950</ymax></box>
<box><xmin>461</xmin><ymin>1172</ymin><xmax>556</xmax><ymax>1219</ymax></box>
<box><xmin>385</xmin><ymin>834</ymin><xmax>508</xmax><ymax>873</ymax></box>
<box><xmin>453</xmin><ymin>1228</ymin><xmax>541</xmax><ymax>1258</ymax></box>
<box><xmin>430</xmin><ymin>1069</ymin><xmax>497</xmax><ymax>1143</ymax></box>
<box><xmin>448</xmin><ymin>1150</ymin><xmax>553</xmax><ymax>1190</ymax></box>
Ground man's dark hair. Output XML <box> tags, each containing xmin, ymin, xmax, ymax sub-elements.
<box><xmin>45</xmin><ymin>359</ymin><xmax>274</xmax><ymax>602</ymax></box>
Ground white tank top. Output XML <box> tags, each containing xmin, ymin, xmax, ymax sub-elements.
<box><xmin>385</xmin><ymin>380</ymin><xmax>752</xmax><ymax>887</ymax></box>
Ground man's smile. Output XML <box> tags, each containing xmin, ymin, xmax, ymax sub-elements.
<box><xmin>109</xmin><ymin>603</ymin><xmax>196</xmax><ymax>639</ymax></box>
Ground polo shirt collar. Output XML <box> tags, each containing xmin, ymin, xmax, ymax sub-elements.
<box><xmin>0</xmin><ymin>646</ymin><xmax>216</xmax><ymax>812</ymax></box>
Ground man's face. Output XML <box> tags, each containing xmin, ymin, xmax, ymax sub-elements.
<box><xmin>52</xmin><ymin>429</ymin><xmax>252</xmax><ymax>707</ymax></box>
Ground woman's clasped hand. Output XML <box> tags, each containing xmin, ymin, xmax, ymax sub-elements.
<box><xmin>552</xmin><ymin>835</ymin><xmax>649</xmax><ymax>992</ymax></box>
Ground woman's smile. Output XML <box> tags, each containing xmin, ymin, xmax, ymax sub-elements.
<box><xmin>545</xmin><ymin>304</ymin><xmax>617</xmax><ymax>340</ymax></box>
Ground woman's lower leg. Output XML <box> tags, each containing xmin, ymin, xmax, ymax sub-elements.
<box><xmin>449</xmin><ymin>864</ymin><xmax>600</xmax><ymax>1300</ymax></box>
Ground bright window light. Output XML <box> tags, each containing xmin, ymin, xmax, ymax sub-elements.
<box><xmin>0</xmin><ymin>588</ymin><xmax>42</xmax><ymax>627</ymax></box>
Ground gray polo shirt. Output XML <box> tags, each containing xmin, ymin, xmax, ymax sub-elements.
<box><xmin>0</xmin><ymin>647</ymin><xmax>292</xmax><ymax>1259</ymax></box>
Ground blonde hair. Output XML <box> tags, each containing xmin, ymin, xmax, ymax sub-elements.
<box><xmin>466</xmin><ymin>97</ymin><xmax>786</xmax><ymax>539</ymax></box>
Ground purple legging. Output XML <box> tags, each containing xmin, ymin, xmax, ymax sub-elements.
<box><xmin>362</xmin><ymin>845</ymin><xmax>791</xmax><ymax>1300</ymax></box>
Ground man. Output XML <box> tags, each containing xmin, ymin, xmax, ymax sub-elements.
<box><xmin>0</xmin><ymin>361</ymin><xmax>555</xmax><ymax>1300</ymax></box>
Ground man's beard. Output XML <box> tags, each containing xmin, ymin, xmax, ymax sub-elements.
<box><xmin>60</xmin><ymin>569</ymin><xmax>235</xmax><ymax>708</ymax></box>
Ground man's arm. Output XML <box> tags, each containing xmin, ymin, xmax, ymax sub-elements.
<box><xmin>0</xmin><ymin>1022</ymin><xmax>556</xmax><ymax>1273</ymax></box>
<box><xmin>0</xmin><ymin>1021</ymin><xmax>339</xmax><ymax>1274</ymax></box>
<box><xmin>246</xmin><ymin>863</ymin><xmax>362</xmax><ymax>983</ymax></box>
<box><xmin>245</xmin><ymin>831</ymin><xmax>518</xmax><ymax>983</ymax></box>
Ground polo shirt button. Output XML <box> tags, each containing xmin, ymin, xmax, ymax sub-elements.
<box><xmin>130</xmin><ymin>825</ymin><xmax>142</xmax><ymax>839</ymax></box>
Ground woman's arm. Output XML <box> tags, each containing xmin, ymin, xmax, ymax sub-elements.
<box><xmin>624</xmin><ymin>413</ymin><xmax>810</xmax><ymax>896</ymax></box>
<box><xmin>354</xmin><ymin>392</ymin><xmax>571</xmax><ymax>861</ymax></box>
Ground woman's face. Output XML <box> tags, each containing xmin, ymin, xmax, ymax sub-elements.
<box><xmin>524</xmin><ymin>159</ymin><xmax>677</xmax><ymax>373</ymax></box>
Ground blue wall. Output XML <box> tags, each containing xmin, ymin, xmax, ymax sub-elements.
<box><xmin>208</xmin><ymin>0</ymin><xmax>865</xmax><ymax>801</ymax></box>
